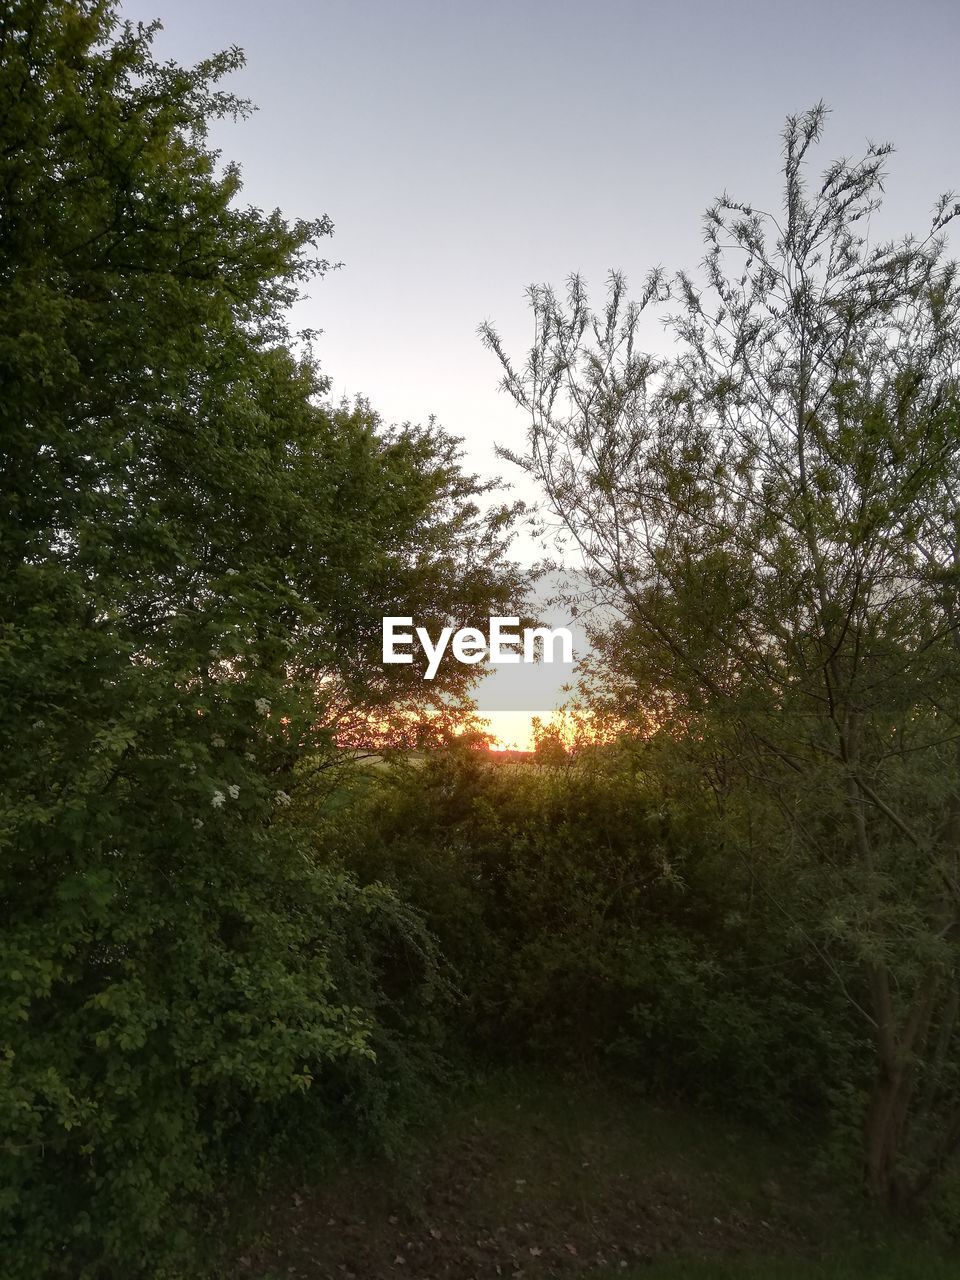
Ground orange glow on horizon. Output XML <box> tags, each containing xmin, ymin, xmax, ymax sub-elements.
<box><xmin>337</xmin><ymin>705</ymin><xmax>616</xmax><ymax>755</ymax></box>
<box><xmin>479</xmin><ymin>711</ymin><xmax>538</xmax><ymax>753</ymax></box>
<box><xmin>479</xmin><ymin>708</ymin><xmax>613</xmax><ymax>753</ymax></box>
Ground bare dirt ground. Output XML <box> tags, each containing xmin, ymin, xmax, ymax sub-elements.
<box><xmin>233</xmin><ymin>1073</ymin><xmax>845</xmax><ymax>1280</ymax></box>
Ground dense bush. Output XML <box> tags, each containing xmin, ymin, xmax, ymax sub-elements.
<box><xmin>0</xmin><ymin>828</ymin><xmax>442</xmax><ymax>1278</ymax></box>
<box><xmin>318</xmin><ymin>743</ymin><xmax>866</xmax><ymax>1128</ymax></box>
<box><xmin>0</xmin><ymin>5</ymin><xmax>512</xmax><ymax>1274</ymax></box>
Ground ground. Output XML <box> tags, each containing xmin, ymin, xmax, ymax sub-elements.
<box><xmin>227</xmin><ymin>1071</ymin><xmax>957</xmax><ymax>1280</ymax></box>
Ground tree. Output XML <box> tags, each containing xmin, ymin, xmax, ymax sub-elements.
<box><xmin>483</xmin><ymin>105</ymin><xmax>960</xmax><ymax>1206</ymax></box>
<box><xmin>0</xmin><ymin>3</ymin><xmax>517</xmax><ymax>1273</ymax></box>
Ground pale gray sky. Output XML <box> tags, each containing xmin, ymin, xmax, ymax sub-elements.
<box><xmin>119</xmin><ymin>0</ymin><xmax>960</xmax><ymax>741</ymax></box>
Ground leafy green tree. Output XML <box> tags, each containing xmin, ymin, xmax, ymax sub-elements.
<box><xmin>0</xmin><ymin>2</ymin><xmax>517</xmax><ymax>1273</ymax></box>
<box><xmin>483</xmin><ymin>106</ymin><xmax>960</xmax><ymax>1206</ymax></box>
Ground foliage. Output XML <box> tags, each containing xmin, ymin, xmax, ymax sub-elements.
<box><xmin>483</xmin><ymin>105</ymin><xmax>960</xmax><ymax>1206</ymax></box>
<box><xmin>7</xmin><ymin>0</ymin><xmax>959</xmax><ymax>1266</ymax></box>
<box><xmin>324</xmin><ymin>745</ymin><xmax>861</xmax><ymax>1127</ymax></box>
<box><xmin>0</xmin><ymin>3</ymin><xmax>516</xmax><ymax>1274</ymax></box>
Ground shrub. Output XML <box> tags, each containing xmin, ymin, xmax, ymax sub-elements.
<box><xmin>324</xmin><ymin>745</ymin><xmax>864</xmax><ymax>1127</ymax></box>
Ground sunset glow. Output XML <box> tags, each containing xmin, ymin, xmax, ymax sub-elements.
<box><xmin>480</xmin><ymin>710</ymin><xmax>539</xmax><ymax>753</ymax></box>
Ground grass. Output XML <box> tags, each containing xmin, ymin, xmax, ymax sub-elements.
<box><xmin>231</xmin><ymin>1068</ymin><xmax>957</xmax><ymax>1279</ymax></box>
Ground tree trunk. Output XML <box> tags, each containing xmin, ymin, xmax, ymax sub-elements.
<box><xmin>865</xmin><ymin>1066</ymin><xmax>907</xmax><ymax>1205</ymax></box>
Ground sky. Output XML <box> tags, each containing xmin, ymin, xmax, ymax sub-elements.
<box><xmin>120</xmin><ymin>0</ymin><xmax>960</xmax><ymax>747</ymax></box>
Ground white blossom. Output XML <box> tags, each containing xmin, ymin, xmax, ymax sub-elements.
<box><xmin>254</xmin><ymin>697</ymin><xmax>271</xmax><ymax>716</ymax></box>
<box><xmin>227</xmin><ymin>784</ymin><xmax>240</xmax><ymax>800</ymax></box>
<box><xmin>274</xmin><ymin>790</ymin><xmax>292</xmax><ymax>807</ymax></box>
<box><xmin>211</xmin><ymin>790</ymin><xmax>226</xmax><ymax>808</ymax></box>
<box><xmin>193</xmin><ymin>818</ymin><xmax>204</xmax><ymax>830</ymax></box>
<box><xmin>244</xmin><ymin>752</ymin><xmax>256</xmax><ymax>762</ymax></box>
<box><xmin>225</xmin><ymin>568</ymin><xmax>239</xmax><ymax>576</ymax></box>
<box><xmin>211</xmin><ymin>735</ymin><xmax>225</xmax><ymax>748</ymax></box>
